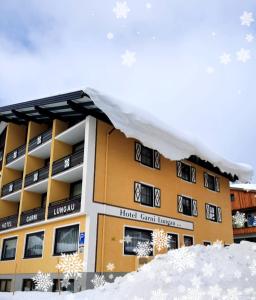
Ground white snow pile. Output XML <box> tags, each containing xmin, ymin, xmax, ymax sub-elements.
<box><xmin>86</xmin><ymin>88</ymin><xmax>253</xmax><ymax>183</ymax></box>
<box><xmin>230</xmin><ymin>183</ymin><xmax>256</xmax><ymax>192</ymax></box>
<box><xmin>3</xmin><ymin>242</ymin><xmax>256</xmax><ymax>300</ymax></box>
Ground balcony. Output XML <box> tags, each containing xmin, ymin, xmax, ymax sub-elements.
<box><xmin>233</xmin><ymin>226</ymin><xmax>256</xmax><ymax>236</ymax></box>
<box><xmin>6</xmin><ymin>144</ymin><xmax>26</xmax><ymax>170</ymax></box>
<box><xmin>1</xmin><ymin>178</ymin><xmax>22</xmax><ymax>201</ymax></box>
<box><xmin>55</xmin><ymin>120</ymin><xmax>85</xmax><ymax>145</ymax></box>
<box><xmin>24</xmin><ymin>166</ymin><xmax>49</xmax><ymax>193</ymax></box>
<box><xmin>20</xmin><ymin>207</ymin><xmax>45</xmax><ymax>226</ymax></box>
<box><xmin>28</xmin><ymin>129</ymin><xmax>52</xmax><ymax>159</ymax></box>
<box><xmin>0</xmin><ymin>214</ymin><xmax>18</xmax><ymax>231</ymax></box>
<box><xmin>52</xmin><ymin>150</ymin><xmax>84</xmax><ymax>183</ymax></box>
<box><xmin>48</xmin><ymin>194</ymin><xmax>81</xmax><ymax>219</ymax></box>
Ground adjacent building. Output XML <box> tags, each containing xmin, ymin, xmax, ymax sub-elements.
<box><xmin>0</xmin><ymin>89</ymin><xmax>251</xmax><ymax>292</ymax></box>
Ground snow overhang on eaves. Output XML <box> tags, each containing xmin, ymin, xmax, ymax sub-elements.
<box><xmin>230</xmin><ymin>183</ymin><xmax>256</xmax><ymax>192</ymax></box>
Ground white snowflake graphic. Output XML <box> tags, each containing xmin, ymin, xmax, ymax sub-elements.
<box><xmin>151</xmin><ymin>229</ymin><xmax>171</xmax><ymax>251</ymax></box>
<box><xmin>168</xmin><ymin>247</ymin><xmax>195</xmax><ymax>272</ymax></box>
<box><xmin>220</xmin><ymin>53</ymin><xmax>231</xmax><ymax>65</ymax></box>
<box><xmin>237</xmin><ymin>48</ymin><xmax>251</xmax><ymax>63</ymax></box>
<box><xmin>61</xmin><ymin>277</ymin><xmax>71</xmax><ymax>288</ymax></box>
<box><xmin>56</xmin><ymin>252</ymin><xmax>84</xmax><ymax>280</ymax></box>
<box><xmin>232</xmin><ymin>211</ymin><xmax>247</xmax><ymax>227</ymax></box>
<box><xmin>124</xmin><ymin>234</ymin><xmax>133</xmax><ymax>243</ymax></box>
<box><xmin>240</xmin><ymin>11</ymin><xmax>254</xmax><ymax>27</ymax></box>
<box><xmin>249</xmin><ymin>259</ymin><xmax>256</xmax><ymax>276</ymax></box>
<box><xmin>121</xmin><ymin>50</ymin><xmax>136</xmax><ymax>67</ymax></box>
<box><xmin>245</xmin><ymin>34</ymin><xmax>254</xmax><ymax>43</ymax></box>
<box><xmin>107</xmin><ymin>32</ymin><xmax>114</xmax><ymax>40</ymax></box>
<box><xmin>32</xmin><ymin>271</ymin><xmax>53</xmax><ymax>292</ymax></box>
<box><xmin>222</xmin><ymin>287</ymin><xmax>242</xmax><ymax>300</ymax></box>
<box><xmin>206</xmin><ymin>66</ymin><xmax>215</xmax><ymax>74</ymax></box>
<box><xmin>202</xmin><ymin>262</ymin><xmax>215</xmax><ymax>277</ymax></box>
<box><xmin>106</xmin><ymin>262</ymin><xmax>115</xmax><ymax>271</ymax></box>
<box><xmin>208</xmin><ymin>284</ymin><xmax>222</xmax><ymax>299</ymax></box>
<box><xmin>108</xmin><ymin>273</ymin><xmax>114</xmax><ymax>280</ymax></box>
<box><xmin>191</xmin><ymin>275</ymin><xmax>202</xmax><ymax>288</ymax></box>
<box><xmin>213</xmin><ymin>240</ymin><xmax>223</xmax><ymax>249</ymax></box>
<box><xmin>182</xmin><ymin>287</ymin><xmax>205</xmax><ymax>300</ymax></box>
<box><xmin>150</xmin><ymin>289</ymin><xmax>168</xmax><ymax>300</ymax></box>
<box><xmin>233</xmin><ymin>270</ymin><xmax>242</xmax><ymax>279</ymax></box>
<box><xmin>134</xmin><ymin>241</ymin><xmax>152</xmax><ymax>257</ymax></box>
<box><xmin>91</xmin><ymin>274</ymin><xmax>106</xmax><ymax>289</ymax></box>
<box><xmin>113</xmin><ymin>1</ymin><xmax>130</xmax><ymax>19</ymax></box>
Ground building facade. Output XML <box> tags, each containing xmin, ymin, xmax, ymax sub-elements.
<box><xmin>0</xmin><ymin>90</ymin><xmax>236</xmax><ymax>292</ymax></box>
<box><xmin>231</xmin><ymin>184</ymin><xmax>256</xmax><ymax>243</ymax></box>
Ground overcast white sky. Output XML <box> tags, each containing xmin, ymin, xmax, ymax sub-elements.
<box><xmin>0</xmin><ymin>0</ymin><xmax>255</xmax><ymax>181</ymax></box>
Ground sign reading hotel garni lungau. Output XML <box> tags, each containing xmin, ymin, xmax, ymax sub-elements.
<box><xmin>104</xmin><ymin>206</ymin><xmax>193</xmax><ymax>230</ymax></box>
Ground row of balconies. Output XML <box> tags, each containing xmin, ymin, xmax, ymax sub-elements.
<box><xmin>0</xmin><ymin>194</ymin><xmax>81</xmax><ymax>231</ymax></box>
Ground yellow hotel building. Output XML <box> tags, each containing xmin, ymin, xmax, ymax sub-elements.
<box><xmin>0</xmin><ymin>90</ymin><xmax>244</xmax><ymax>292</ymax></box>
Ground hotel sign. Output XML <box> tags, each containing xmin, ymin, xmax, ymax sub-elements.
<box><xmin>48</xmin><ymin>196</ymin><xmax>81</xmax><ymax>219</ymax></box>
<box><xmin>0</xmin><ymin>217</ymin><xmax>17</xmax><ymax>231</ymax></box>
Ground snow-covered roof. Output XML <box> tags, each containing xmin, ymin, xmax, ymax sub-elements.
<box><xmin>86</xmin><ymin>88</ymin><xmax>253</xmax><ymax>183</ymax></box>
<box><xmin>230</xmin><ymin>183</ymin><xmax>256</xmax><ymax>192</ymax></box>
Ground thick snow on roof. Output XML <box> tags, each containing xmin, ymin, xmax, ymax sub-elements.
<box><xmin>230</xmin><ymin>183</ymin><xmax>256</xmax><ymax>192</ymax></box>
<box><xmin>4</xmin><ymin>242</ymin><xmax>256</xmax><ymax>299</ymax></box>
<box><xmin>86</xmin><ymin>88</ymin><xmax>253</xmax><ymax>183</ymax></box>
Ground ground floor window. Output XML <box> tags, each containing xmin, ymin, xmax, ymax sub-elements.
<box><xmin>54</xmin><ymin>224</ymin><xmax>79</xmax><ymax>255</ymax></box>
<box><xmin>167</xmin><ymin>233</ymin><xmax>179</xmax><ymax>250</ymax></box>
<box><xmin>0</xmin><ymin>279</ymin><xmax>12</xmax><ymax>292</ymax></box>
<box><xmin>22</xmin><ymin>279</ymin><xmax>35</xmax><ymax>291</ymax></box>
<box><xmin>124</xmin><ymin>227</ymin><xmax>153</xmax><ymax>256</ymax></box>
<box><xmin>1</xmin><ymin>237</ymin><xmax>17</xmax><ymax>260</ymax></box>
<box><xmin>184</xmin><ymin>236</ymin><xmax>193</xmax><ymax>247</ymax></box>
<box><xmin>52</xmin><ymin>279</ymin><xmax>74</xmax><ymax>292</ymax></box>
<box><xmin>203</xmin><ymin>241</ymin><xmax>211</xmax><ymax>246</ymax></box>
<box><xmin>24</xmin><ymin>231</ymin><xmax>44</xmax><ymax>258</ymax></box>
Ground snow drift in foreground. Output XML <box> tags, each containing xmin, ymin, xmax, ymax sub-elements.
<box><xmin>3</xmin><ymin>242</ymin><xmax>256</xmax><ymax>300</ymax></box>
<box><xmin>86</xmin><ymin>88</ymin><xmax>253</xmax><ymax>183</ymax></box>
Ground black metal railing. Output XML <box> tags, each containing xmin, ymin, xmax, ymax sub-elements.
<box><xmin>25</xmin><ymin>166</ymin><xmax>49</xmax><ymax>187</ymax></box>
<box><xmin>20</xmin><ymin>207</ymin><xmax>45</xmax><ymax>226</ymax></box>
<box><xmin>28</xmin><ymin>129</ymin><xmax>52</xmax><ymax>152</ymax></box>
<box><xmin>52</xmin><ymin>150</ymin><xmax>84</xmax><ymax>176</ymax></box>
<box><xmin>2</xmin><ymin>178</ymin><xmax>22</xmax><ymax>196</ymax></box>
<box><xmin>48</xmin><ymin>194</ymin><xmax>81</xmax><ymax>219</ymax></box>
<box><xmin>6</xmin><ymin>144</ymin><xmax>26</xmax><ymax>164</ymax></box>
<box><xmin>0</xmin><ymin>214</ymin><xmax>18</xmax><ymax>231</ymax></box>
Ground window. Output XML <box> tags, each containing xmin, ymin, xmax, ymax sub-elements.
<box><xmin>203</xmin><ymin>241</ymin><xmax>211</xmax><ymax>246</ymax></box>
<box><xmin>182</xmin><ymin>197</ymin><xmax>192</xmax><ymax>216</ymax></box>
<box><xmin>54</xmin><ymin>225</ymin><xmax>79</xmax><ymax>255</ymax></box>
<box><xmin>0</xmin><ymin>279</ymin><xmax>12</xmax><ymax>292</ymax></box>
<box><xmin>24</xmin><ymin>231</ymin><xmax>44</xmax><ymax>258</ymax></box>
<box><xmin>177</xmin><ymin>195</ymin><xmax>198</xmax><ymax>217</ymax></box>
<box><xmin>52</xmin><ymin>279</ymin><xmax>74</xmax><ymax>292</ymax></box>
<box><xmin>176</xmin><ymin>162</ymin><xmax>196</xmax><ymax>183</ymax></box>
<box><xmin>1</xmin><ymin>237</ymin><xmax>17</xmax><ymax>260</ymax></box>
<box><xmin>124</xmin><ymin>227</ymin><xmax>153</xmax><ymax>256</ymax></box>
<box><xmin>204</xmin><ymin>173</ymin><xmax>220</xmax><ymax>192</ymax></box>
<box><xmin>135</xmin><ymin>142</ymin><xmax>160</xmax><ymax>169</ymax></box>
<box><xmin>22</xmin><ymin>279</ymin><xmax>35</xmax><ymax>291</ymax></box>
<box><xmin>70</xmin><ymin>180</ymin><xmax>82</xmax><ymax>198</ymax></box>
<box><xmin>134</xmin><ymin>182</ymin><xmax>161</xmax><ymax>207</ymax></box>
<box><xmin>167</xmin><ymin>233</ymin><xmax>179</xmax><ymax>250</ymax></box>
<box><xmin>205</xmin><ymin>204</ymin><xmax>222</xmax><ymax>223</ymax></box>
<box><xmin>184</xmin><ymin>236</ymin><xmax>193</xmax><ymax>247</ymax></box>
<box><xmin>230</xmin><ymin>194</ymin><xmax>235</xmax><ymax>202</ymax></box>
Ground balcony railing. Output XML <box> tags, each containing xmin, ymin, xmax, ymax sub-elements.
<box><xmin>48</xmin><ymin>194</ymin><xmax>81</xmax><ymax>219</ymax></box>
<box><xmin>25</xmin><ymin>166</ymin><xmax>49</xmax><ymax>187</ymax></box>
<box><xmin>20</xmin><ymin>207</ymin><xmax>45</xmax><ymax>226</ymax></box>
<box><xmin>28</xmin><ymin>129</ymin><xmax>52</xmax><ymax>152</ymax></box>
<box><xmin>52</xmin><ymin>150</ymin><xmax>84</xmax><ymax>176</ymax></box>
<box><xmin>0</xmin><ymin>214</ymin><xmax>18</xmax><ymax>231</ymax></box>
<box><xmin>2</xmin><ymin>178</ymin><xmax>22</xmax><ymax>196</ymax></box>
<box><xmin>6</xmin><ymin>144</ymin><xmax>26</xmax><ymax>164</ymax></box>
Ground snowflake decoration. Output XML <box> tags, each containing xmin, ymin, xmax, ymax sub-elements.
<box><xmin>107</xmin><ymin>32</ymin><xmax>114</xmax><ymax>40</ymax></box>
<box><xmin>106</xmin><ymin>262</ymin><xmax>115</xmax><ymax>271</ymax></box>
<box><xmin>91</xmin><ymin>274</ymin><xmax>106</xmax><ymax>289</ymax></box>
<box><xmin>151</xmin><ymin>229</ymin><xmax>171</xmax><ymax>251</ymax></box>
<box><xmin>113</xmin><ymin>1</ymin><xmax>130</xmax><ymax>19</ymax></box>
<box><xmin>191</xmin><ymin>275</ymin><xmax>202</xmax><ymax>288</ymax></box>
<box><xmin>249</xmin><ymin>259</ymin><xmax>256</xmax><ymax>276</ymax></box>
<box><xmin>168</xmin><ymin>247</ymin><xmax>195</xmax><ymax>272</ymax></box>
<box><xmin>213</xmin><ymin>240</ymin><xmax>223</xmax><ymax>249</ymax></box>
<box><xmin>183</xmin><ymin>287</ymin><xmax>205</xmax><ymax>300</ymax></box>
<box><xmin>232</xmin><ymin>211</ymin><xmax>247</xmax><ymax>227</ymax></box>
<box><xmin>32</xmin><ymin>271</ymin><xmax>53</xmax><ymax>292</ymax></box>
<box><xmin>202</xmin><ymin>262</ymin><xmax>215</xmax><ymax>277</ymax></box>
<box><xmin>108</xmin><ymin>273</ymin><xmax>114</xmax><ymax>280</ymax></box>
<box><xmin>222</xmin><ymin>287</ymin><xmax>242</xmax><ymax>300</ymax></box>
<box><xmin>150</xmin><ymin>289</ymin><xmax>168</xmax><ymax>300</ymax></box>
<box><xmin>208</xmin><ymin>284</ymin><xmax>222</xmax><ymax>299</ymax></box>
<box><xmin>56</xmin><ymin>252</ymin><xmax>84</xmax><ymax>280</ymax></box>
<box><xmin>220</xmin><ymin>53</ymin><xmax>231</xmax><ymax>65</ymax></box>
<box><xmin>245</xmin><ymin>34</ymin><xmax>254</xmax><ymax>43</ymax></box>
<box><xmin>61</xmin><ymin>277</ymin><xmax>71</xmax><ymax>288</ymax></box>
<box><xmin>236</xmin><ymin>48</ymin><xmax>251</xmax><ymax>63</ymax></box>
<box><xmin>134</xmin><ymin>241</ymin><xmax>152</xmax><ymax>257</ymax></box>
<box><xmin>240</xmin><ymin>11</ymin><xmax>254</xmax><ymax>27</ymax></box>
<box><xmin>121</xmin><ymin>50</ymin><xmax>136</xmax><ymax>67</ymax></box>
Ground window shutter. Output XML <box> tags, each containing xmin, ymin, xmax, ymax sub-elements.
<box><xmin>134</xmin><ymin>182</ymin><xmax>141</xmax><ymax>203</ymax></box>
<box><xmin>191</xmin><ymin>167</ymin><xmax>196</xmax><ymax>183</ymax></box>
<box><xmin>154</xmin><ymin>188</ymin><xmax>161</xmax><ymax>207</ymax></box>
<box><xmin>204</xmin><ymin>173</ymin><xmax>209</xmax><ymax>188</ymax></box>
<box><xmin>177</xmin><ymin>195</ymin><xmax>183</xmax><ymax>213</ymax></box>
<box><xmin>177</xmin><ymin>161</ymin><xmax>182</xmax><ymax>178</ymax></box>
<box><xmin>205</xmin><ymin>204</ymin><xmax>210</xmax><ymax>220</ymax></box>
<box><xmin>135</xmin><ymin>142</ymin><xmax>142</xmax><ymax>162</ymax></box>
<box><xmin>215</xmin><ymin>177</ymin><xmax>220</xmax><ymax>192</ymax></box>
<box><xmin>192</xmin><ymin>199</ymin><xmax>198</xmax><ymax>216</ymax></box>
<box><xmin>217</xmin><ymin>207</ymin><xmax>222</xmax><ymax>223</ymax></box>
<box><xmin>154</xmin><ymin>150</ymin><xmax>160</xmax><ymax>170</ymax></box>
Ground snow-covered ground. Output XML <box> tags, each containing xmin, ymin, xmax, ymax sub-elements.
<box><xmin>1</xmin><ymin>241</ymin><xmax>256</xmax><ymax>300</ymax></box>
